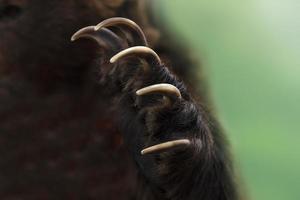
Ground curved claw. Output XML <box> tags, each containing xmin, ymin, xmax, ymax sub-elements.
<box><xmin>136</xmin><ymin>83</ymin><xmax>182</xmax><ymax>103</ymax></box>
<box><xmin>110</xmin><ymin>46</ymin><xmax>162</xmax><ymax>66</ymax></box>
<box><xmin>94</xmin><ymin>17</ymin><xmax>148</xmax><ymax>46</ymax></box>
<box><xmin>71</xmin><ymin>26</ymin><xmax>125</xmax><ymax>51</ymax></box>
<box><xmin>141</xmin><ymin>139</ymin><xmax>191</xmax><ymax>155</ymax></box>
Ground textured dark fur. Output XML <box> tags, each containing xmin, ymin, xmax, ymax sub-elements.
<box><xmin>0</xmin><ymin>0</ymin><xmax>239</xmax><ymax>199</ymax></box>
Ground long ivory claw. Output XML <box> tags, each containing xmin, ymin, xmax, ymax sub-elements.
<box><xmin>136</xmin><ymin>83</ymin><xmax>182</xmax><ymax>100</ymax></box>
<box><xmin>94</xmin><ymin>17</ymin><xmax>148</xmax><ymax>46</ymax></box>
<box><xmin>71</xmin><ymin>26</ymin><xmax>96</xmax><ymax>42</ymax></box>
<box><xmin>110</xmin><ymin>46</ymin><xmax>162</xmax><ymax>65</ymax></box>
<box><xmin>71</xmin><ymin>26</ymin><xmax>123</xmax><ymax>50</ymax></box>
<box><xmin>141</xmin><ymin>139</ymin><xmax>191</xmax><ymax>155</ymax></box>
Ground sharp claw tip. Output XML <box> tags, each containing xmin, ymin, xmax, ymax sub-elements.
<box><xmin>141</xmin><ymin>149</ymin><xmax>150</xmax><ymax>155</ymax></box>
<box><xmin>109</xmin><ymin>58</ymin><xmax>115</xmax><ymax>64</ymax></box>
<box><xmin>135</xmin><ymin>90</ymin><xmax>142</xmax><ymax>96</ymax></box>
<box><xmin>70</xmin><ymin>34</ymin><xmax>78</xmax><ymax>42</ymax></box>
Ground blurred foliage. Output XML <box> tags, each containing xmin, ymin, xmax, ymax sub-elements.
<box><xmin>156</xmin><ymin>0</ymin><xmax>300</xmax><ymax>200</ymax></box>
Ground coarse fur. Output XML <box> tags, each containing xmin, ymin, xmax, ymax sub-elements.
<box><xmin>0</xmin><ymin>0</ymin><xmax>240</xmax><ymax>199</ymax></box>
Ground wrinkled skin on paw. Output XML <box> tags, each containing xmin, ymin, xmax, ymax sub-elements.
<box><xmin>0</xmin><ymin>1</ymin><xmax>239</xmax><ymax>200</ymax></box>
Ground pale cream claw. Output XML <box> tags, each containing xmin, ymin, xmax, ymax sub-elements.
<box><xmin>136</xmin><ymin>83</ymin><xmax>182</xmax><ymax>101</ymax></box>
<box><xmin>94</xmin><ymin>17</ymin><xmax>148</xmax><ymax>46</ymax></box>
<box><xmin>141</xmin><ymin>139</ymin><xmax>191</xmax><ymax>155</ymax></box>
<box><xmin>71</xmin><ymin>26</ymin><xmax>95</xmax><ymax>42</ymax></box>
<box><xmin>71</xmin><ymin>26</ymin><xmax>123</xmax><ymax>50</ymax></box>
<box><xmin>110</xmin><ymin>46</ymin><xmax>162</xmax><ymax>65</ymax></box>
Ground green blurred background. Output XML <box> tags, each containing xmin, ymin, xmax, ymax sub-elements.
<box><xmin>156</xmin><ymin>1</ymin><xmax>300</xmax><ymax>200</ymax></box>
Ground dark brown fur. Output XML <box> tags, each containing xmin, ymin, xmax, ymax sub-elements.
<box><xmin>0</xmin><ymin>0</ymin><xmax>239</xmax><ymax>199</ymax></box>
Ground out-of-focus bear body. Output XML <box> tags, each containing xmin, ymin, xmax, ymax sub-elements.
<box><xmin>0</xmin><ymin>0</ymin><xmax>239</xmax><ymax>199</ymax></box>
